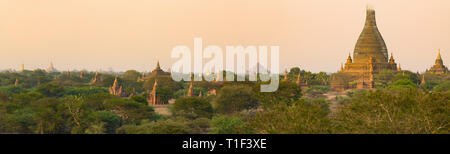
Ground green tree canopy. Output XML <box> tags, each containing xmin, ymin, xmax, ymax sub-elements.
<box><xmin>172</xmin><ymin>97</ymin><xmax>213</xmax><ymax>119</ymax></box>
<box><xmin>215</xmin><ymin>85</ymin><xmax>258</xmax><ymax>114</ymax></box>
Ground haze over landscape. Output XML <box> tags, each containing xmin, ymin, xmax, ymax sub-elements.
<box><xmin>0</xmin><ymin>0</ymin><xmax>448</xmax><ymax>73</ymax></box>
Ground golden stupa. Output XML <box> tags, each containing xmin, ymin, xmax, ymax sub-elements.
<box><xmin>331</xmin><ymin>7</ymin><xmax>398</xmax><ymax>91</ymax></box>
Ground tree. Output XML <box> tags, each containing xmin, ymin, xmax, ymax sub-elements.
<box><xmin>316</xmin><ymin>72</ymin><xmax>330</xmax><ymax>85</ymax></box>
<box><xmin>131</xmin><ymin>95</ymin><xmax>148</xmax><ymax>105</ymax></box>
<box><xmin>122</xmin><ymin>70</ymin><xmax>141</xmax><ymax>81</ymax></box>
<box><xmin>116</xmin><ymin>118</ymin><xmax>209</xmax><ymax>134</ymax></box>
<box><xmin>31</xmin><ymin>98</ymin><xmax>72</xmax><ymax>134</ymax></box>
<box><xmin>248</xmin><ymin>99</ymin><xmax>331</xmax><ymax>134</ymax></box>
<box><xmin>394</xmin><ymin>71</ymin><xmax>420</xmax><ymax>84</ymax></box>
<box><xmin>214</xmin><ymin>85</ymin><xmax>258</xmax><ymax>114</ymax></box>
<box><xmin>210</xmin><ymin>115</ymin><xmax>249</xmax><ymax>134</ymax></box>
<box><xmin>172</xmin><ymin>97</ymin><xmax>213</xmax><ymax>119</ymax></box>
<box><xmin>35</xmin><ymin>83</ymin><xmax>65</xmax><ymax>97</ymax></box>
<box><xmin>433</xmin><ymin>81</ymin><xmax>450</xmax><ymax>92</ymax></box>
<box><xmin>143</xmin><ymin>76</ymin><xmax>182</xmax><ymax>92</ymax></box>
<box><xmin>254</xmin><ymin>81</ymin><xmax>302</xmax><ymax>105</ymax></box>
<box><xmin>289</xmin><ymin>67</ymin><xmax>301</xmax><ymax>76</ymax></box>
<box><xmin>332</xmin><ymin>89</ymin><xmax>449</xmax><ymax>134</ymax></box>
<box><xmin>387</xmin><ymin>79</ymin><xmax>417</xmax><ymax>89</ymax></box>
<box><xmin>97</xmin><ymin>111</ymin><xmax>122</xmax><ymax>134</ymax></box>
<box><xmin>374</xmin><ymin>69</ymin><xmax>395</xmax><ymax>87</ymax></box>
<box><xmin>155</xmin><ymin>87</ymin><xmax>173</xmax><ymax>104</ymax></box>
<box><xmin>103</xmin><ymin>97</ymin><xmax>155</xmax><ymax>124</ymax></box>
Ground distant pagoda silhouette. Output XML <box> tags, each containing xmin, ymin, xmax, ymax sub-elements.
<box><xmin>426</xmin><ymin>49</ymin><xmax>449</xmax><ymax>74</ymax></box>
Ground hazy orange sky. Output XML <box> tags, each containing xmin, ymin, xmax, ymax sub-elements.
<box><xmin>0</xmin><ymin>0</ymin><xmax>449</xmax><ymax>73</ymax></box>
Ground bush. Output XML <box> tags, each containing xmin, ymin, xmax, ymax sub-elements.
<box><xmin>215</xmin><ymin>85</ymin><xmax>258</xmax><ymax>114</ymax></box>
<box><xmin>387</xmin><ymin>79</ymin><xmax>417</xmax><ymax>90</ymax></box>
<box><xmin>332</xmin><ymin>89</ymin><xmax>449</xmax><ymax>134</ymax></box>
<box><xmin>433</xmin><ymin>81</ymin><xmax>450</xmax><ymax>92</ymax></box>
<box><xmin>210</xmin><ymin>115</ymin><xmax>248</xmax><ymax>134</ymax></box>
<box><xmin>35</xmin><ymin>83</ymin><xmax>65</xmax><ymax>97</ymax></box>
<box><xmin>97</xmin><ymin>111</ymin><xmax>122</xmax><ymax>134</ymax></box>
<box><xmin>248</xmin><ymin>99</ymin><xmax>331</xmax><ymax>134</ymax></box>
<box><xmin>117</xmin><ymin>117</ymin><xmax>209</xmax><ymax>134</ymax></box>
<box><xmin>172</xmin><ymin>97</ymin><xmax>213</xmax><ymax>119</ymax></box>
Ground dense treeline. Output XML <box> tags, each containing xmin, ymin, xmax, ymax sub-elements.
<box><xmin>0</xmin><ymin>68</ymin><xmax>448</xmax><ymax>134</ymax></box>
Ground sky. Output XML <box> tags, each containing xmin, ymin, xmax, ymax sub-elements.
<box><xmin>0</xmin><ymin>0</ymin><xmax>449</xmax><ymax>73</ymax></box>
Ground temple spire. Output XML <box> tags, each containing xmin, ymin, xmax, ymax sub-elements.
<box><xmin>20</xmin><ymin>64</ymin><xmax>24</xmax><ymax>73</ymax></box>
<box><xmin>389</xmin><ymin>53</ymin><xmax>395</xmax><ymax>64</ymax></box>
<box><xmin>156</xmin><ymin>61</ymin><xmax>161</xmax><ymax>70</ymax></box>
<box><xmin>340</xmin><ymin>63</ymin><xmax>344</xmax><ymax>72</ymax></box>
<box><xmin>398</xmin><ymin>63</ymin><xmax>402</xmax><ymax>71</ymax></box>
<box><xmin>187</xmin><ymin>81</ymin><xmax>194</xmax><ymax>97</ymax></box>
<box><xmin>153</xmin><ymin>80</ymin><xmax>158</xmax><ymax>91</ymax></box>
<box><xmin>420</xmin><ymin>74</ymin><xmax>426</xmax><ymax>85</ymax></box>
<box><xmin>46</xmin><ymin>62</ymin><xmax>56</xmax><ymax>72</ymax></box>
<box><xmin>296</xmin><ymin>72</ymin><xmax>301</xmax><ymax>85</ymax></box>
<box><xmin>283</xmin><ymin>69</ymin><xmax>288</xmax><ymax>81</ymax></box>
<box><xmin>437</xmin><ymin>49</ymin><xmax>441</xmax><ymax>60</ymax></box>
<box><xmin>353</xmin><ymin>7</ymin><xmax>388</xmax><ymax>63</ymax></box>
<box><xmin>147</xmin><ymin>79</ymin><xmax>159</xmax><ymax>106</ymax></box>
<box><xmin>109</xmin><ymin>76</ymin><xmax>124</xmax><ymax>96</ymax></box>
<box><xmin>14</xmin><ymin>78</ymin><xmax>19</xmax><ymax>86</ymax></box>
<box><xmin>346</xmin><ymin>53</ymin><xmax>352</xmax><ymax>64</ymax></box>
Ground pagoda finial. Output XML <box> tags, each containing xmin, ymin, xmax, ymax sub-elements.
<box><xmin>283</xmin><ymin>69</ymin><xmax>288</xmax><ymax>81</ymax></box>
<box><xmin>20</xmin><ymin>64</ymin><xmax>24</xmax><ymax>73</ymax></box>
<box><xmin>398</xmin><ymin>63</ymin><xmax>402</xmax><ymax>71</ymax></box>
<box><xmin>153</xmin><ymin>79</ymin><xmax>158</xmax><ymax>90</ymax></box>
<box><xmin>14</xmin><ymin>78</ymin><xmax>19</xmax><ymax>86</ymax></box>
<box><xmin>187</xmin><ymin>81</ymin><xmax>193</xmax><ymax>97</ymax></box>
<box><xmin>156</xmin><ymin>61</ymin><xmax>161</xmax><ymax>70</ymax></box>
<box><xmin>420</xmin><ymin>74</ymin><xmax>426</xmax><ymax>85</ymax></box>
<box><xmin>346</xmin><ymin>53</ymin><xmax>353</xmax><ymax>64</ymax></box>
<box><xmin>112</xmin><ymin>76</ymin><xmax>118</xmax><ymax>87</ymax></box>
<box><xmin>366</xmin><ymin>4</ymin><xmax>374</xmax><ymax>10</ymax></box>
<box><xmin>389</xmin><ymin>52</ymin><xmax>395</xmax><ymax>64</ymax></box>
<box><xmin>437</xmin><ymin>49</ymin><xmax>441</xmax><ymax>60</ymax></box>
<box><xmin>340</xmin><ymin>63</ymin><xmax>344</xmax><ymax>72</ymax></box>
<box><xmin>296</xmin><ymin>72</ymin><xmax>301</xmax><ymax>85</ymax></box>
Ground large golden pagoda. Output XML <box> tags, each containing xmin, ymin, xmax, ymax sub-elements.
<box><xmin>331</xmin><ymin>8</ymin><xmax>398</xmax><ymax>91</ymax></box>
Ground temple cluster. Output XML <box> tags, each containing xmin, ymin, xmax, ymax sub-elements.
<box><xmin>330</xmin><ymin>8</ymin><xmax>448</xmax><ymax>91</ymax></box>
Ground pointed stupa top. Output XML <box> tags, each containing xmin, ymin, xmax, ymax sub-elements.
<box><xmin>112</xmin><ymin>76</ymin><xmax>119</xmax><ymax>88</ymax></box>
<box><xmin>153</xmin><ymin>79</ymin><xmax>158</xmax><ymax>90</ymax></box>
<box><xmin>435</xmin><ymin>49</ymin><xmax>444</xmax><ymax>66</ymax></box>
<box><xmin>340</xmin><ymin>63</ymin><xmax>344</xmax><ymax>72</ymax></box>
<box><xmin>20</xmin><ymin>64</ymin><xmax>24</xmax><ymax>72</ymax></box>
<box><xmin>187</xmin><ymin>81</ymin><xmax>194</xmax><ymax>97</ymax></box>
<box><xmin>283</xmin><ymin>69</ymin><xmax>288</xmax><ymax>81</ymax></box>
<box><xmin>420</xmin><ymin>74</ymin><xmax>425</xmax><ymax>85</ymax></box>
<box><xmin>398</xmin><ymin>63</ymin><xmax>402</xmax><ymax>71</ymax></box>
<box><xmin>389</xmin><ymin>53</ymin><xmax>395</xmax><ymax>64</ymax></box>
<box><xmin>353</xmin><ymin>7</ymin><xmax>388</xmax><ymax>63</ymax></box>
<box><xmin>437</xmin><ymin>49</ymin><xmax>441</xmax><ymax>60</ymax></box>
<box><xmin>14</xmin><ymin>78</ymin><xmax>19</xmax><ymax>86</ymax></box>
<box><xmin>296</xmin><ymin>73</ymin><xmax>301</xmax><ymax>85</ymax></box>
<box><xmin>47</xmin><ymin>62</ymin><xmax>57</xmax><ymax>72</ymax></box>
<box><xmin>156</xmin><ymin>61</ymin><xmax>161</xmax><ymax>70</ymax></box>
<box><xmin>148</xmin><ymin>60</ymin><xmax>170</xmax><ymax>78</ymax></box>
<box><xmin>346</xmin><ymin>53</ymin><xmax>353</xmax><ymax>64</ymax></box>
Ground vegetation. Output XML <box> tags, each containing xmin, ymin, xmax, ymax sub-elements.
<box><xmin>0</xmin><ymin>69</ymin><xmax>448</xmax><ymax>134</ymax></box>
